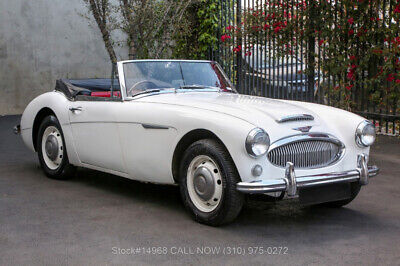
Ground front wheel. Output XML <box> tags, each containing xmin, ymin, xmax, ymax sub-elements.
<box><xmin>37</xmin><ymin>115</ymin><xmax>75</xmax><ymax>180</ymax></box>
<box><xmin>179</xmin><ymin>139</ymin><xmax>244</xmax><ymax>226</ymax></box>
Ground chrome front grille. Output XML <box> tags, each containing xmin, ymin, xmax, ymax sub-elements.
<box><xmin>267</xmin><ymin>135</ymin><xmax>344</xmax><ymax>169</ymax></box>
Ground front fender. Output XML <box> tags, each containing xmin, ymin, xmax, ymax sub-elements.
<box><xmin>167</xmin><ymin>108</ymin><xmax>264</xmax><ymax>183</ymax></box>
<box><xmin>20</xmin><ymin>91</ymin><xmax>79</xmax><ymax>165</ymax></box>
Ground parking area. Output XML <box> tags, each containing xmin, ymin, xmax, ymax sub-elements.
<box><xmin>1</xmin><ymin>115</ymin><xmax>399</xmax><ymax>265</ymax></box>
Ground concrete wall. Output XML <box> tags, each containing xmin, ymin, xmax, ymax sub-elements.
<box><xmin>0</xmin><ymin>0</ymin><xmax>126</xmax><ymax>115</ymax></box>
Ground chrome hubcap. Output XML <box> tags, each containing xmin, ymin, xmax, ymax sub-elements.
<box><xmin>45</xmin><ymin>135</ymin><xmax>59</xmax><ymax>161</ymax></box>
<box><xmin>41</xmin><ymin>126</ymin><xmax>63</xmax><ymax>170</ymax></box>
<box><xmin>193</xmin><ymin>166</ymin><xmax>215</xmax><ymax>201</ymax></box>
<box><xmin>187</xmin><ymin>155</ymin><xmax>223</xmax><ymax>213</ymax></box>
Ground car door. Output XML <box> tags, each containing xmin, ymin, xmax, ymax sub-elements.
<box><xmin>114</xmin><ymin>100</ymin><xmax>178</xmax><ymax>184</ymax></box>
<box><xmin>68</xmin><ymin>99</ymin><xmax>126</xmax><ymax>173</ymax></box>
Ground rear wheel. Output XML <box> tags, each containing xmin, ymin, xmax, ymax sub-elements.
<box><xmin>37</xmin><ymin>115</ymin><xmax>75</xmax><ymax>180</ymax></box>
<box><xmin>179</xmin><ymin>139</ymin><xmax>244</xmax><ymax>226</ymax></box>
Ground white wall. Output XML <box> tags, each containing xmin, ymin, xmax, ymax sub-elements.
<box><xmin>0</xmin><ymin>0</ymin><xmax>126</xmax><ymax>114</ymax></box>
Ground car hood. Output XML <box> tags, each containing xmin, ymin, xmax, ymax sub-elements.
<box><xmin>137</xmin><ymin>92</ymin><xmax>340</xmax><ymax>137</ymax></box>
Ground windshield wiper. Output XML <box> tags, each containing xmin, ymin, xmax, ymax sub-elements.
<box><xmin>132</xmin><ymin>89</ymin><xmax>161</xmax><ymax>97</ymax></box>
<box><xmin>180</xmin><ymin>84</ymin><xmax>219</xmax><ymax>90</ymax></box>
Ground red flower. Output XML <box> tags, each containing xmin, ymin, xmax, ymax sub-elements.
<box><xmin>347</xmin><ymin>71</ymin><xmax>355</xmax><ymax>80</ymax></box>
<box><xmin>394</xmin><ymin>4</ymin><xmax>400</xmax><ymax>13</ymax></box>
<box><xmin>263</xmin><ymin>24</ymin><xmax>270</xmax><ymax>30</ymax></box>
<box><xmin>387</xmin><ymin>74</ymin><xmax>395</xmax><ymax>82</ymax></box>
<box><xmin>347</xmin><ymin>17</ymin><xmax>354</xmax><ymax>25</ymax></box>
<box><xmin>348</xmin><ymin>29</ymin><xmax>354</xmax><ymax>35</ymax></box>
<box><xmin>396</xmin><ymin>79</ymin><xmax>400</xmax><ymax>84</ymax></box>
<box><xmin>318</xmin><ymin>39</ymin><xmax>324</xmax><ymax>46</ymax></box>
<box><xmin>373</xmin><ymin>49</ymin><xmax>383</xmax><ymax>55</ymax></box>
<box><xmin>346</xmin><ymin>84</ymin><xmax>354</xmax><ymax>91</ymax></box>
<box><xmin>392</xmin><ymin>37</ymin><xmax>400</xmax><ymax>46</ymax></box>
<box><xmin>245</xmin><ymin>51</ymin><xmax>252</xmax><ymax>56</ymax></box>
<box><xmin>274</xmin><ymin>26</ymin><xmax>281</xmax><ymax>33</ymax></box>
<box><xmin>347</xmin><ymin>65</ymin><xmax>357</xmax><ymax>81</ymax></box>
<box><xmin>233</xmin><ymin>45</ymin><xmax>242</xmax><ymax>53</ymax></box>
<box><xmin>349</xmin><ymin>55</ymin><xmax>356</xmax><ymax>60</ymax></box>
<box><xmin>226</xmin><ymin>25</ymin><xmax>234</xmax><ymax>31</ymax></box>
<box><xmin>221</xmin><ymin>34</ymin><xmax>231</xmax><ymax>42</ymax></box>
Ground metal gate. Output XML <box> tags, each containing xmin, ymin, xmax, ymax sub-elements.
<box><xmin>210</xmin><ymin>0</ymin><xmax>400</xmax><ymax>136</ymax></box>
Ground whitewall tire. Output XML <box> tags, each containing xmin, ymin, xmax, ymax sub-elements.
<box><xmin>37</xmin><ymin>115</ymin><xmax>75</xmax><ymax>180</ymax></box>
<box><xmin>179</xmin><ymin>139</ymin><xmax>244</xmax><ymax>226</ymax></box>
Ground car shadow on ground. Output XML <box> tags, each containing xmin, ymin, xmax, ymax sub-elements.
<box><xmin>66</xmin><ymin>166</ymin><xmax>386</xmax><ymax>238</ymax></box>
<box><xmin>70</xmin><ymin>167</ymin><xmax>183</xmax><ymax>207</ymax></box>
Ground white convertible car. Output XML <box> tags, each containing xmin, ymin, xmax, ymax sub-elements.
<box><xmin>15</xmin><ymin>60</ymin><xmax>379</xmax><ymax>225</ymax></box>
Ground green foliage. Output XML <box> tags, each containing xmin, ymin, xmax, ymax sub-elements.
<box><xmin>222</xmin><ymin>0</ymin><xmax>400</xmax><ymax>113</ymax></box>
<box><xmin>173</xmin><ymin>0</ymin><xmax>219</xmax><ymax>59</ymax></box>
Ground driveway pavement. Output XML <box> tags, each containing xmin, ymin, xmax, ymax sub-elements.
<box><xmin>1</xmin><ymin>115</ymin><xmax>399</xmax><ymax>265</ymax></box>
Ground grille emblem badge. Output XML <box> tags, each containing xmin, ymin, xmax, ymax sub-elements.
<box><xmin>293</xmin><ymin>126</ymin><xmax>312</xmax><ymax>133</ymax></box>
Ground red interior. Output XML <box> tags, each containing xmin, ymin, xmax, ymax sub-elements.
<box><xmin>90</xmin><ymin>91</ymin><xmax>121</xmax><ymax>98</ymax></box>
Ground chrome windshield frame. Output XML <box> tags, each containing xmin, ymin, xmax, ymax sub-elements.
<box><xmin>117</xmin><ymin>59</ymin><xmax>236</xmax><ymax>101</ymax></box>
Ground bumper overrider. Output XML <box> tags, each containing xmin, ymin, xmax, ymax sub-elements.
<box><xmin>237</xmin><ymin>154</ymin><xmax>379</xmax><ymax>196</ymax></box>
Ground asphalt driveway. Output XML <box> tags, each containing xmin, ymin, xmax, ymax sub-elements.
<box><xmin>1</xmin><ymin>115</ymin><xmax>399</xmax><ymax>265</ymax></box>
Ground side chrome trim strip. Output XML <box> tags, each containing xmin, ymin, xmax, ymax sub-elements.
<box><xmin>141</xmin><ymin>124</ymin><xmax>169</xmax><ymax>130</ymax></box>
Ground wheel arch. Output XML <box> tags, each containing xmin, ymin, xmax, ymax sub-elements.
<box><xmin>171</xmin><ymin>128</ymin><xmax>235</xmax><ymax>183</ymax></box>
<box><xmin>32</xmin><ymin>107</ymin><xmax>57</xmax><ymax>151</ymax></box>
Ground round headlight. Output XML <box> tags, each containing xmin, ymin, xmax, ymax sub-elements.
<box><xmin>245</xmin><ymin>128</ymin><xmax>270</xmax><ymax>157</ymax></box>
<box><xmin>355</xmin><ymin>120</ymin><xmax>376</xmax><ymax>147</ymax></box>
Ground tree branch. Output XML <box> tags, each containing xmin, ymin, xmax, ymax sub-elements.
<box><xmin>86</xmin><ymin>0</ymin><xmax>117</xmax><ymax>63</ymax></box>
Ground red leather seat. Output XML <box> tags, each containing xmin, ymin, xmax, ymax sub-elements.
<box><xmin>90</xmin><ymin>91</ymin><xmax>121</xmax><ymax>98</ymax></box>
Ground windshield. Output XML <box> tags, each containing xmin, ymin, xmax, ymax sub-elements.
<box><xmin>123</xmin><ymin>61</ymin><xmax>234</xmax><ymax>97</ymax></box>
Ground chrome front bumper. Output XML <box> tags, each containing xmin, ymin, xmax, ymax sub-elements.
<box><xmin>237</xmin><ymin>154</ymin><xmax>379</xmax><ymax>196</ymax></box>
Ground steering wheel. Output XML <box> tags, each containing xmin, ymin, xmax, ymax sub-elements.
<box><xmin>128</xmin><ymin>80</ymin><xmax>158</xmax><ymax>96</ymax></box>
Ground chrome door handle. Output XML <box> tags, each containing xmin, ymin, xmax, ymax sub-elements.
<box><xmin>69</xmin><ymin>107</ymin><xmax>82</xmax><ymax>112</ymax></box>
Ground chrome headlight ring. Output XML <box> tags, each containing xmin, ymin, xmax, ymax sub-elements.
<box><xmin>355</xmin><ymin>120</ymin><xmax>376</xmax><ymax>147</ymax></box>
<box><xmin>245</xmin><ymin>128</ymin><xmax>270</xmax><ymax>158</ymax></box>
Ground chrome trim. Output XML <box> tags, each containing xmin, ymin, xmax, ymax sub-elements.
<box><xmin>237</xmin><ymin>162</ymin><xmax>379</xmax><ymax>194</ymax></box>
<box><xmin>119</xmin><ymin>59</ymin><xmax>213</xmax><ymax>64</ymax></box>
<box><xmin>358</xmin><ymin>154</ymin><xmax>369</xmax><ymax>185</ymax></box>
<box><xmin>117</xmin><ymin>61</ymin><xmax>128</xmax><ymax>100</ymax></box>
<box><xmin>119</xmin><ymin>60</ymin><xmax>236</xmax><ymax>100</ymax></box>
<box><xmin>245</xmin><ymin>128</ymin><xmax>270</xmax><ymax>158</ymax></box>
<box><xmin>141</xmin><ymin>124</ymin><xmax>169</xmax><ymax>130</ymax></box>
<box><xmin>285</xmin><ymin>162</ymin><xmax>297</xmax><ymax>197</ymax></box>
<box><xmin>277</xmin><ymin>114</ymin><xmax>314</xmax><ymax>123</ymax></box>
<box><xmin>13</xmin><ymin>124</ymin><xmax>21</xmax><ymax>135</ymax></box>
<box><xmin>292</xmin><ymin>126</ymin><xmax>312</xmax><ymax>133</ymax></box>
<box><xmin>267</xmin><ymin>133</ymin><xmax>345</xmax><ymax>169</ymax></box>
<box><xmin>355</xmin><ymin>120</ymin><xmax>376</xmax><ymax>147</ymax></box>
<box><xmin>69</xmin><ymin>107</ymin><xmax>82</xmax><ymax>112</ymax></box>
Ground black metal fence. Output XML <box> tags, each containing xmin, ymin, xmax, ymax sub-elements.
<box><xmin>210</xmin><ymin>0</ymin><xmax>400</xmax><ymax>136</ymax></box>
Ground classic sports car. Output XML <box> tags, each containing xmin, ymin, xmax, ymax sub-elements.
<box><xmin>15</xmin><ymin>60</ymin><xmax>379</xmax><ymax>226</ymax></box>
